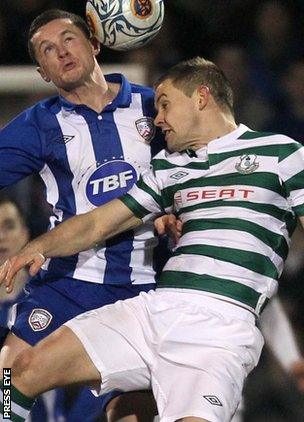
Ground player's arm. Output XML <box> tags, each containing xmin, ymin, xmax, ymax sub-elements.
<box><xmin>0</xmin><ymin>117</ymin><xmax>45</xmax><ymax>188</ymax></box>
<box><xmin>0</xmin><ymin>199</ymin><xmax>141</xmax><ymax>293</ymax></box>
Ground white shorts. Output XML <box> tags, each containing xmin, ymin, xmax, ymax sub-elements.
<box><xmin>65</xmin><ymin>289</ymin><xmax>264</xmax><ymax>422</ymax></box>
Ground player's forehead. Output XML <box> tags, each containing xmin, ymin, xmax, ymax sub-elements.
<box><xmin>31</xmin><ymin>18</ymin><xmax>80</xmax><ymax>46</ymax></box>
<box><xmin>155</xmin><ymin>79</ymin><xmax>180</xmax><ymax>107</ymax></box>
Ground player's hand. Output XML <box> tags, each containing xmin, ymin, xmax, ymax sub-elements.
<box><xmin>290</xmin><ymin>360</ymin><xmax>304</xmax><ymax>393</ymax></box>
<box><xmin>0</xmin><ymin>252</ymin><xmax>45</xmax><ymax>294</ymax></box>
<box><xmin>154</xmin><ymin>214</ymin><xmax>182</xmax><ymax>245</ymax></box>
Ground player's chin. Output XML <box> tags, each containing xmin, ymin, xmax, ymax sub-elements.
<box><xmin>60</xmin><ymin>76</ymin><xmax>82</xmax><ymax>91</ymax></box>
<box><xmin>167</xmin><ymin>140</ymin><xmax>183</xmax><ymax>153</ymax></box>
<box><xmin>61</xmin><ymin>67</ymin><xmax>82</xmax><ymax>82</ymax></box>
<box><xmin>166</xmin><ymin>137</ymin><xmax>175</xmax><ymax>150</ymax></box>
<box><xmin>166</xmin><ymin>143</ymin><xmax>175</xmax><ymax>152</ymax></box>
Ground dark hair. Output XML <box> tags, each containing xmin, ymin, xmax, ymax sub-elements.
<box><xmin>28</xmin><ymin>9</ymin><xmax>91</xmax><ymax>64</ymax></box>
<box><xmin>155</xmin><ymin>56</ymin><xmax>234</xmax><ymax>114</ymax></box>
<box><xmin>0</xmin><ymin>194</ymin><xmax>27</xmax><ymax>228</ymax></box>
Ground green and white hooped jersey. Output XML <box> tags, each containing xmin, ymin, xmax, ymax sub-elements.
<box><xmin>120</xmin><ymin>124</ymin><xmax>304</xmax><ymax>315</ymax></box>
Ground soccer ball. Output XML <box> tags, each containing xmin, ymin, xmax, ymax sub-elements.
<box><xmin>86</xmin><ymin>0</ymin><xmax>164</xmax><ymax>51</ymax></box>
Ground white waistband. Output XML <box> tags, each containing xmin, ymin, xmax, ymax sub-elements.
<box><xmin>155</xmin><ymin>288</ymin><xmax>257</xmax><ymax>325</ymax></box>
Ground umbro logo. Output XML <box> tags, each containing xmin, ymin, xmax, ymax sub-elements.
<box><xmin>203</xmin><ymin>395</ymin><xmax>223</xmax><ymax>406</ymax></box>
<box><xmin>52</xmin><ymin>135</ymin><xmax>75</xmax><ymax>144</ymax></box>
<box><xmin>170</xmin><ymin>171</ymin><xmax>188</xmax><ymax>180</ymax></box>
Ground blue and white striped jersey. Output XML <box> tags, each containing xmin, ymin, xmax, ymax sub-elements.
<box><xmin>0</xmin><ymin>74</ymin><xmax>165</xmax><ymax>284</ymax></box>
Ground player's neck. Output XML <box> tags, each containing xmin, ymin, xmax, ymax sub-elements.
<box><xmin>197</xmin><ymin>111</ymin><xmax>237</xmax><ymax>148</ymax></box>
<box><xmin>62</xmin><ymin>84</ymin><xmax>118</xmax><ymax>113</ymax></box>
<box><xmin>58</xmin><ymin>66</ymin><xmax>120</xmax><ymax>113</ymax></box>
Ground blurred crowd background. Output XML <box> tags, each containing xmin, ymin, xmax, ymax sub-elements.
<box><xmin>1</xmin><ymin>0</ymin><xmax>304</xmax><ymax>420</ymax></box>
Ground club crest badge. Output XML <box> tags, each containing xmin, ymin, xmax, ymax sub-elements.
<box><xmin>135</xmin><ymin>117</ymin><xmax>155</xmax><ymax>143</ymax></box>
<box><xmin>131</xmin><ymin>0</ymin><xmax>153</xmax><ymax>18</ymax></box>
<box><xmin>235</xmin><ymin>154</ymin><xmax>259</xmax><ymax>174</ymax></box>
<box><xmin>28</xmin><ymin>308</ymin><xmax>53</xmax><ymax>331</ymax></box>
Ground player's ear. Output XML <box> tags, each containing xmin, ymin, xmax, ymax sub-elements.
<box><xmin>197</xmin><ymin>85</ymin><xmax>210</xmax><ymax>110</ymax></box>
<box><xmin>37</xmin><ymin>66</ymin><xmax>51</xmax><ymax>83</ymax></box>
<box><xmin>91</xmin><ymin>36</ymin><xmax>101</xmax><ymax>56</ymax></box>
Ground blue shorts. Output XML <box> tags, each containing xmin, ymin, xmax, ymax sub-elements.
<box><xmin>9</xmin><ymin>270</ymin><xmax>155</xmax><ymax>411</ymax></box>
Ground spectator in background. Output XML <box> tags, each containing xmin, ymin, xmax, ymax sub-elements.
<box><xmin>167</xmin><ymin>0</ymin><xmax>259</xmax><ymax>59</ymax></box>
<box><xmin>213</xmin><ymin>44</ymin><xmax>274</xmax><ymax>130</ymax></box>
<box><xmin>0</xmin><ymin>197</ymin><xmax>29</xmax><ymax>329</ymax></box>
<box><xmin>247</xmin><ymin>0</ymin><xmax>304</xmax><ymax>106</ymax></box>
<box><xmin>0</xmin><ymin>196</ymin><xmax>66</xmax><ymax>421</ymax></box>
<box><xmin>265</xmin><ymin>59</ymin><xmax>304</xmax><ymax>144</ymax></box>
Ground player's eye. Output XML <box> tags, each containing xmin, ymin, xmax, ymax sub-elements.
<box><xmin>44</xmin><ymin>45</ymin><xmax>54</xmax><ymax>54</ymax></box>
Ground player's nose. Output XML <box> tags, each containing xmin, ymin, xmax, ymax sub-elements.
<box><xmin>154</xmin><ymin>112</ymin><xmax>163</xmax><ymax>127</ymax></box>
<box><xmin>57</xmin><ymin>44</ymin><xmax>69</xmax><ymax>58</ymax></box>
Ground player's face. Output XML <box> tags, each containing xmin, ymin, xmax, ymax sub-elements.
<box><xmin>32</xmin><ymin>19</ymin><xmax>99</xmax><ymax>90</ymax></box>
<box><xmin>154</xmin><ymin>79</ymin><xmax>202</xmax><ymax>152</ymax></box>
<box><xmin>0</xmin><ymin>203</ymin><xmax>28</xmax><ymax>264</ymax></box>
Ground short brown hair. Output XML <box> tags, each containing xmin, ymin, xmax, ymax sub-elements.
<box><xmin>28</xmin><ymin>9</ymin><xmax>91</xmax><ymax>64</ymax></box>
<box><xmin>156</xmin><ymin>56</ymin><xmax>234</xmax><ymax>114</ymax></box>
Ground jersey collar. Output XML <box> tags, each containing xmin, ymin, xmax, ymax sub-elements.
<box><xmin>57</xmin><ymin>73</ymin><xmax>132</xmax><ymax>112</ymax></box>
<box><xmin>104</xmin><ymin>73</ymin><xmax>132</xmax><ymax>109</ymax></box>
<box><xmin>194</xmin><ymin>124</ymin><xmax>251</xmax><ymax>157</ymax></box>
